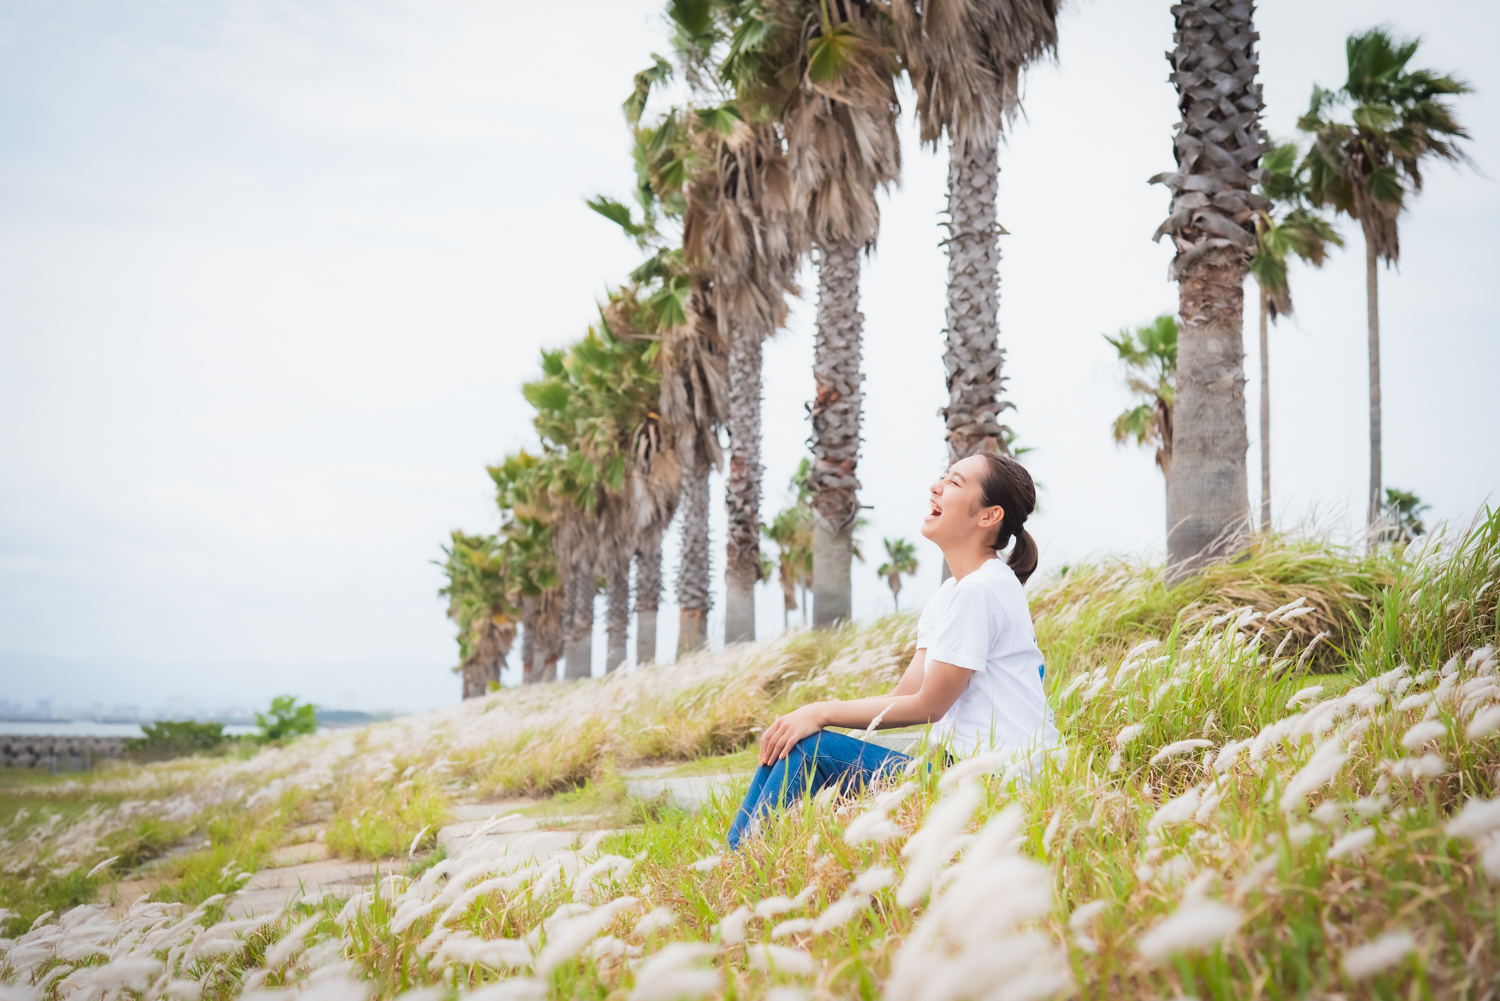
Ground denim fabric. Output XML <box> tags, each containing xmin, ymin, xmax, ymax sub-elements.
<box><xmin>726</xmin><ymin>729</ymin><xmax>911</xmax><ymax>850</ymax></box>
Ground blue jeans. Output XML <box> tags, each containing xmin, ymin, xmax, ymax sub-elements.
<box><xmin>726</xmin><ymin>730</ymin><xmax>910</xmax><ymax>849</ymax></box>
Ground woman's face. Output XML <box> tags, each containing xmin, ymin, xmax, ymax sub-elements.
<box><xmin>921</xmin><ymin>454</ymin><xmax>1004</xmax><ymax>547</ymax></box>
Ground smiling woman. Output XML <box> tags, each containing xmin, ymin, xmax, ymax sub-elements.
<box><xmin>726</xmin><ymin>452</ymin><xmax>1061</xmax><ymax>849</ymax></box>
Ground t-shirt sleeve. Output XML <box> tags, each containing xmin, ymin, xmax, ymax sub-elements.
<box><xmin>924</xmin><ymin>582</ymin><xmax>1000</xmax><ymax>672</ymax></box>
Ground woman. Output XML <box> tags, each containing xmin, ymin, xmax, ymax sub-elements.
<box><xmin>726</xmin><ymin>451</ymin><xmax>1058</xmax><ymax>849</ymax></box>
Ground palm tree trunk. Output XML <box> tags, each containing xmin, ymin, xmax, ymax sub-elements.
<box><xmin>808</xmin><ymin>241</ymin><xmax>864</xmax><ymax>627</ymax></box>
<box><xmin>605</xmin><ymin>559</ymin><xmax>630</xmax><ymax>673</ymax></box>
<box><xmin>1165</xmin><ymin>248</ymin><xmax>1251</xmax><ymax>572</ymax></box>
<box><xmin>1259</xmin><ymin>283</ymin><xmax>1271</xmax><ymax>531</ymax></box>
<box><xmin>635</xmin><ymin>530</ymin><xmax>662</xmax><ymax>666</ymax></box>
<box><xmin>563</xmin><ymin>569</ymin><xmax>593</xmax><ymax>680</ymax></box>
<box><xmin>1365</xmin><ymin>233</ymin><xmax>1382</xmax><ymax>534</ymax></box>
<box><xmin>941</xmin><ymin>135</ymin><xmax>1008</xmax><ymax>464</ymax></box>
<box><xmin>520</xmin><ymin>601</ymin><xmax>536</xmax><ymax>685</ymax></box>
<box><xmin>724</xmin><ymin>329</ymin><xmax>763</xmax><ymax>645</ymax></box>
<box><xmin>1156</xmin><ymin>0</ymin><xmax>1260</xmax><ymax>576</ymax></box>
<box><xmin>676</xmin><ymin>451</ymin><xmax>712</xmax><ymax>656</ymax></box>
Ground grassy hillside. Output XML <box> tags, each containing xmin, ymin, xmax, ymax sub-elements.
<box><xmin>2</xmin><ymin>515</ymin><xmax>1497</xmax><ymax>1000</ymax></box>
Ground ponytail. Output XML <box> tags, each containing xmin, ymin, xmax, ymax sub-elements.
<box><xmin>975</xmin><ymin>451</ymin><xmax>1039</xmax><ymax>585</ymax></box>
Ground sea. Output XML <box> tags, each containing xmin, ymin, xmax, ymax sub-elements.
<box><xmin>0</xmin><ymin>720</ymin><xmax>260</xmax><ymax>738</ymax></box>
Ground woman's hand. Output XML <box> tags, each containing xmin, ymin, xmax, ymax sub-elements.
<box><xmin>758</xmin><ymin>703</ymin><xmax>827</xmax><ymax>765</ymax></box>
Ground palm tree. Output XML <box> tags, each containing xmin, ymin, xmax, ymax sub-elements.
<box><xmin>437</xmin><ymin>531</ymin><xmax>518</xmax><ymax>699</ymax></box>
<box><xmin>488</xmin><ymin>451</ymin><xmax>563</xmax><ymax>684</ymax></box>
<box><xmin>1105</xmin><ymin>314</ymin><xmax>1177</xmax><ymax>489</ymax></box>
<box><xmin>1246</xmin><ymin>141</ymin><xmax>1342</xmax><ymax>530</ymax></box>
<box><xmin>889</xmin><ymin>0</ymin><xmax>1059</xmax><ymax>464</ymax></box>
<box><xmin>761</xmin><ymin>458</ymin><xmax>815</xmax><ymax>627</ymax></box>
<box><xmin>722</xmin><ymin>0</ymin><xmax>901</xmax><ymax>627</ymax></box>
<box><xmin>1298</xmin><ymin>28</ymin><xmax>1470</xmax><ymax>533</ymax></box>
<box><xmin>877</xmin><ymin>537</ymin><xmax>918</xmax><ymax>611</ymax></box>
<box><xmin>655</xmin><ymin>5</ymin><xmax>806</xmax><ymax>648</ymax></box>
<box><xmin>1149</xmin><ymin>0</ymin><xmax>1267</xmax><ymax>576</ymax></box>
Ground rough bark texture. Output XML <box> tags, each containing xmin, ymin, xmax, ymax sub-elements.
<box><xmin>724</xmin><ymin>330</ymin><xmax>763</xmax><ymax>644</ymax></box>
<box><xmin>1259</xmin><ymin>284</ymin><xmax>1271</xmax><ymax>530</ymax></box>
<box><xmin>460</xmin><ymin>618</ymin><xmax>514</xmax><ymax>699</ymax></box>
<box><xmin>605</xmin><ymin>560</ymin><xmax>630</xmax><ymax>673</ymax></box>
<box><xmin>676</xmin><ymin>451</ymin><xmax>712</xmax><ymax>656</ymax></box>
<box><xmin>942</xmin><ymin>136</ymin><xmax>1011</xmax><ymax>463</ymax></box>
<box><xmin>562</xmin><ymin>570</ymin><xmax>594</xmax><ymax>681</ymax></box>
<box><xmin>1365</xmin><ymin>234</ymin><xmax>1382</xmax><ymax>532</ymax></box>
<box><xmin>809</xmin><ymin>240</ymin><xmax>864</xmax><ymax>627</ymax></box>
<box><xmin>1151</xmin><ymin>0</ymin><xmax>1266</xmax><ymax>576</ymax></box>
<box><xmin>520</xmin><ymin>591</ymin><xmax>562</xmax><ymax>684</ymax></box>
<box><xmin>635</xmin><ymin>530</ymin><xmax>662</xmax><ymax>666</ymax></box>
<box><xmin>1168</xmin><ymin>248</ymin><xmax>1252</xmax><ymax>570</ymax></box>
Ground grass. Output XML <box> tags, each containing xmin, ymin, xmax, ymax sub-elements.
<box><xmin>2</xmin><ymin>516</ymin><xmax>1496</xmax><ymax>1000</ymax></box>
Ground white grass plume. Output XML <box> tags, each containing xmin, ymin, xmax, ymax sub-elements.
<box><xmin>714</xmin><ymin>905</ymin><xmax>750</xmax><ymax>946</ymax></box>
<box><xmin>896</xmin><ymin>783</ymin><xmax>982</xmax><ymax>907</ymax></box>
<box><xmin>1137</xmin><ymin>900</ymin><xmax>1242</xmax><ymax>962</ymax></box>
<box><xmin>632</xmin><ymin>907</ymin><xmax>676</xmax><ymax>937</ymax></box>
<box><xmin>1147</xmin><ymin>788</ymin><xmax>1202</xmax><ymax>833</ymax></box>
<box><xmin>1447</xmin><ymin>797</ymin><xmax>1500</xmax><ymax>840</ymax></box>
<box><xmin>1152</xmin><ymin>735</ymin><xmax>1212</xmax><ymax>768</ymax></box>
<box><xmin>1280</xmin><ymin>741</ymin><xmax>1349</xmax><ymax>813</ymax></box>
<box><xmin>746</xmin><ymin>944</ymin><xmax>816</xmax><ymax>975</ymax></box>
<box><xmin>628</xmin><ymin>943</ymin><xmax>719</xmax><ymax>1001</ymax></box>
<box><xmin>1400</xmin><ymin>720</ymin><xmax>1447</xmax><ymax>750</ymax></box>
<box><xmin>1326</xmin><ymin>828</ymin><xmax>1377</xmax><ymax>860</ymax></box>
<box><xmin>533</xmin><ymin>897</ymin><xmax>638</xmax><ymax>976</ymax></box>
<box><xmin>1341</xmin><ymin>930</ymin><xmax>1416</xmax><ymax>979</ymax></box>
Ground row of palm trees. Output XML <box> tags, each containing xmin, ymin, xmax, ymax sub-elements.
<box><xmin>439</xmin><ymin>3</ymin><xmax>1469</xmax><ymax>693</ymax></box>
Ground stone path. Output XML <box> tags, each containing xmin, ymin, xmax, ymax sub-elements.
<box><xmin>113</xmin><ymin>758</ymin><xmax>810</xmax><ymax>918</ymax></box>
<box><xmin>620</xmin><ymin>767</ymin><xmax>743</xmax><ymax>811</ymax></box>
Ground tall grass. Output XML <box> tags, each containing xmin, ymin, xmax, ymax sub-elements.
<box><xmin>2</xmin><ymin>517</ymin><xmax>1496</xmax><ymax>1000</ymax></box>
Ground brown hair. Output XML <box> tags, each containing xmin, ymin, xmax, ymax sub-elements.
<box><xmin>975</xmin><ymin>451</ymin><xmax>1039</xmax><ymax>585</ymax></box>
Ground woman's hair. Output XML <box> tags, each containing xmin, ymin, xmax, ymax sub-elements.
<box><xmin>975</xmin><ymin>451</ymin><xmax>1039</xmax><ymax>584</ymax></box>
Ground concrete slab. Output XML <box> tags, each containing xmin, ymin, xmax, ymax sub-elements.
<box><xmin>622</xmin><ymin>773</ymin><xmax>742</xmax><ymax>811</ymax></box>
<box><xmin>228</xmin><ymin>858</ymin><xmax>384</xmax><ymax>917</ymax></box>
<box><xmin>267</xmin><ymin>842</ymin><xmax>331</xmax><ymax>867</ymax></box>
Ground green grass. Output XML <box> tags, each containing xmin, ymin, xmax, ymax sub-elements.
<box><xmin>2</xmin><ymin>517</ymin><xmax>1496</xmax><ymax>1000</ymax></box>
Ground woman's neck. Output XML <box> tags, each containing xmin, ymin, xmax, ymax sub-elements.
<box><xmin>942</xmin><ymin>543</ymin><xmax>997</xmax><ymax>582</ymax></box>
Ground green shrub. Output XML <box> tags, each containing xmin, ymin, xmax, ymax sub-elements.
<box><xmin>123</xmin><ymin>720</ymin><xmax>226</xmax><ymax>761</ymax></box>
<box><xmin>255</xmin><ymin>695</ymin><xmax>317</xmax><ymax>743</ymax></box>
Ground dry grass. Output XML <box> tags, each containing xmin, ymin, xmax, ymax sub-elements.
<box><xmin>2</xmin><ymin>517</ymin><xmax>1497</xmax><ymax>1001</ymax></box>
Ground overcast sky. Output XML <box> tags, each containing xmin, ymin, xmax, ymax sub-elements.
<box><xmin>2</xmin><ymin>0</ymin><xmax>1496</xmax><ymax>716</ymax></box>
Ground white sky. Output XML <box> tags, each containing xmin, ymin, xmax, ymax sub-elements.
<box><xmin>2</xmin><ymin>0</ymin><xmax>1496</xmax><ymax>715</ymax></box>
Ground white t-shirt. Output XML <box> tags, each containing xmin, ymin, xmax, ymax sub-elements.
<box><xmin>916</xmin><ymin>557</ymin><xmax>1060</xmax><ymax>759</ymax></box>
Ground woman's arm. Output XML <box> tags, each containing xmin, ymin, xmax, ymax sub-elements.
<box><xmin>756</xmin><ymin>656</ymin><xmax>972</xmax><ymax>764</ymax></box>
<box><xmin>890</xmin><ymin>648</ymin><xmax>926</xmax><ymax>697</ymax></box>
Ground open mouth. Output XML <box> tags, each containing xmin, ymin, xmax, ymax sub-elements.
<box><xmin>927</xmin><ymin>501</ymin><xmax>942</xmax><ymax>518</ymax></box>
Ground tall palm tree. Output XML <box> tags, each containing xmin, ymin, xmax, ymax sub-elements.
<box><xmin>723</xmin><ymin>0</ymin><xmax>901</xmax><ymax>627</ymax></box>
<box><xmin>877</xmin><ymin>537</ymin><xmax>918</xmax><ymax>611</ymax></box>
<box><xmin>600</xmin><ymin>255</ymin><xmax>727</xmax><ymax>658</ymax></box>
<box><xmin>889</xmin><ymin>0</ymin><xmax>1059</xmax><ymax>464</ymax></box>
<box><xmin>1247</xmin><ymin>141</ymin><xmax>1342</xmax><ymax>530</ymax></box>
<box><xmin>1298</xmin><ymin>28</ymin><xmax>1470</xmax><ymax>533</ymax></box>
<box><xmin>488</xmin><ymin>451</ymin><xmax>563</xmax><ymax>683</ymax></box>
<box><xmin>1149</xmin><ymin>0</ymin><xmax>1267</xmax><ymax>576</ymax></box>
<box><xmin>693</xmin><ymin>123</ymin><xmax>803</xmax><ymax>646</ymax></box>
<box><xmin>1105</xmin><ymin>314</ymin><xmax>1177</xmax><ymax>488</ymax></box>
<box><xmin>761</xmin><ymin>457</ymin><xmax>815</xmax><ymax>628</ymax></box>
<box><xmin>655</xmin><ymin>3</ymin><xmax>806</xmax><ymax>648</ymax></box>
<box><xmin>437</xmin><ymin>531</ymin><xmax>518</xmax><ymax>699</ymax></box>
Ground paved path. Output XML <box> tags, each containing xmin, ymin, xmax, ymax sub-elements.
<box><xmin>620</xmin><ymin>767</ymin><xmax>743</xmax><ymax>811</ymax></box>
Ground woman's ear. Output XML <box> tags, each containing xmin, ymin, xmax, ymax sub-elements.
<box><xmin>979</xmin><ymin>504</ymin><xmax>1005</xmax><ymax>530</ymax></box>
